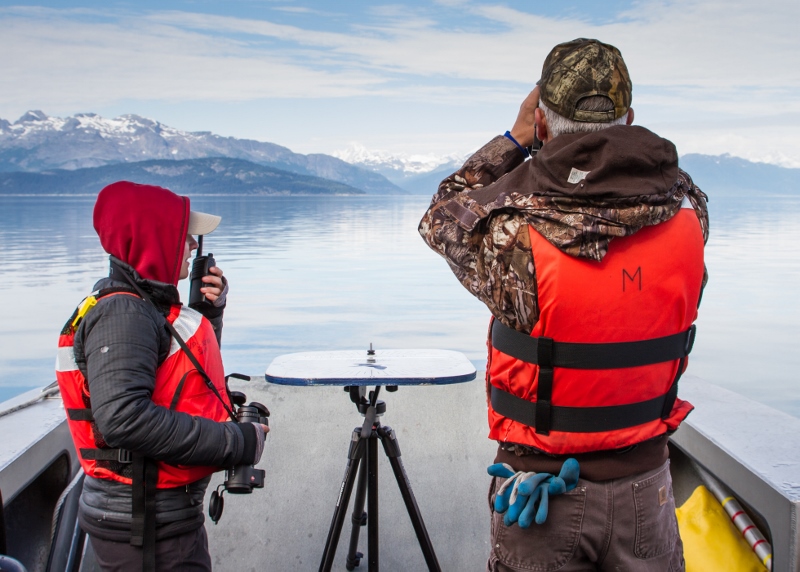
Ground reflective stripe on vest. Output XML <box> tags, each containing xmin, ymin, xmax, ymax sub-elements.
<box><xmin>56</xmin><ymin>296</ymin><xmax>231</xmax><ymax>488</ymax></box>
<box><xmin>487</xmin><ymin>203</ymin><xmax>704</xmax><ymax>455</ymax></box>
<box><xmin>167</xmin><ymin>306</ymin><xmax>202</xmax><ymax>358</ymax></box>
<box><xmin>56</xmin><ymin>345</ymin><xmax>79</xmax><ymax>372</ymax></box>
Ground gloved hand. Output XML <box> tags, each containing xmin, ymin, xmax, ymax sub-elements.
<box><xmin>487</xmin><ymin>458</ymin><xmax>580</xmax><ymax>528</ymax></box>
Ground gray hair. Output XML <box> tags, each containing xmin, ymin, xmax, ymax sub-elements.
<box><xmin>540</xmin><ymin>96</ymin><xmax>628</xmax><ymax>139</ymax></box>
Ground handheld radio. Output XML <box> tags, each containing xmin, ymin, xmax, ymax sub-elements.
<box><xmin>189</xmin><ymin>235</ymin><xmax>216</xmax><ymax>308</ymax></box>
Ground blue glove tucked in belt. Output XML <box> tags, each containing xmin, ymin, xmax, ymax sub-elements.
<box><xmin>487</xmin><ymin>458</ymin><xmax>580</xmax><ymax>528</ymax></box>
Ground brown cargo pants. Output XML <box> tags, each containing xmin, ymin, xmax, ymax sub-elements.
<box><xmin>487</xmin><ymin>460</ymin><xmax>684</xmax><ymax>571</ymax></box>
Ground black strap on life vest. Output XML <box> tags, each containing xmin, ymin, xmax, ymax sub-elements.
<box><xmin>130</xmin><ymin>454</ymin><xmax>158</xmax><ymax>572</ymax></box>
<box><xmin>67</xmin><ymin>408</ymin><xmax>138</xmax><ymax>464</ymax></box>
<box><xmin>66</xmin><ymin>408</ymin><xmax>94</xmax><ymax>421</ymax></box>
<box><xmin>79</xmin><ymin>447</ymin><xmax>133</xmax><ymax>464</ymax></box>
<box><xmin>96</xmin><ymin>286</ymin><xmax>142</xmax><ymax>298</ymax></box>
<box><xmin>490</xmin><ymin>319</ymin><xmax>696</xmax><ymax>435</ymax></box>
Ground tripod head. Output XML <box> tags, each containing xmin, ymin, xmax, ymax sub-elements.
<box><xmin>342</xmin><ymin>345</ymin><xmax>401</xmax><ymax>416</ymax></box>
<box><xmin>346</xmin><ymin>385</ymin><xmax>387</xmax><ymax>416</ymax></box>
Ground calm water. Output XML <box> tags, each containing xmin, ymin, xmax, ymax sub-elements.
<box><xmin>2</xmin><ymin>192</ymin><xmax>799</xmax><ymax>417</ymax></box>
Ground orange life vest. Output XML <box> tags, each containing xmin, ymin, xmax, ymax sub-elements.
<box><xmin>487</xmin><ymin>205</ymin><xmax>704</xmax><ymax>455</ymax></box>
<box><xmin>56</xmin><ymin>289</ymin><xmax>233</xmax><ymax>488</ymax></box>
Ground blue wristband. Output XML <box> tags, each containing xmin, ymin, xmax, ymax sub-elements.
<box><xmin>504</xmin><ymin>131</ymin><xmax>530</xmax><ymax>158</ymax></box>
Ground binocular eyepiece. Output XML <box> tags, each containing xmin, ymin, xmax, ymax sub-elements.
<box><xmin>209</xmin><ymin>390</ymin><xmax>270</xmax><ymax>524</ymax></box>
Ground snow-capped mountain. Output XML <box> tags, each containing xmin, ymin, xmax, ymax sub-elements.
<box><xmin>0</xmin><ymin>111</ymin><xmax>403</xmax><ymax>195</ymax></box>
<box><xmin>332</xmin><ymin>143</ymin><xmax>469</xmax><ymax>193</ymax></box>
<box><xmin>333</xmin><ymin>143</ymin><xmax>467</xmax><ymax>176</ymax></box>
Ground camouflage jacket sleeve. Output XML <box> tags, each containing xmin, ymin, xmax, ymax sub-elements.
<box><xmin>680</xmin><ymin>170</ymin><xmax>711</xmax><ymax>301</ymax></box>
<box><xmin>418</xmin><ymin>135</ymin><xmax>538</xmax><ymax>332</ymax></box>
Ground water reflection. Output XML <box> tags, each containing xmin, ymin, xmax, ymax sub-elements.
<box><xmin>691</xmin><ymin>192</ymin><xmax>800</xmax><ymax>415</ymax></box>
<box><xmin>1</xmin><ymin>193</ymin><xmax>799</xmax><ymax>418</ymax></box>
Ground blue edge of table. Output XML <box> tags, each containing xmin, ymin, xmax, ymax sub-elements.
<box><xmin>264</xmin><ymin>350</ymin><xmax>478</xmax><ymax>387</ymax></box>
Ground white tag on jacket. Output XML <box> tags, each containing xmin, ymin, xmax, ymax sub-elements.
<box><xmin>567</xmin><ymin>168</ymin><xmax>590</xmax><ymax>184</ymax></box>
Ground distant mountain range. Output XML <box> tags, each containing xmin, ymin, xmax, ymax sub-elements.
<box><xmin>0</xmin><ymin>111</ymin><xmax>401</xmax><ymax>195</ymax></box>
<box><xmin>0</xmin><ymin>157</ymin><xmax>364</xmax><ymax>196</ymax></box>
<box><xmin>679</xmin><ymin>154</ymin><xmax>800</xmax><ymax>194</ymax></box>
<box><xmin>0</xmin><ymin>110</ymin><xmax>798</xmax><ymax>196</ymax></box>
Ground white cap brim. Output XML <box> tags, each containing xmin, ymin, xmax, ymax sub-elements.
<box><xmin>187</xmin><ymin>211</ymin><xmax>221</xmax><ymax>235</ymax></box>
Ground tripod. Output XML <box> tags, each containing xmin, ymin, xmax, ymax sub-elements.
<box><xmin>318</xmin><ymin>385</ymin><xmax>441</xmax><ymax>572</ymax></box>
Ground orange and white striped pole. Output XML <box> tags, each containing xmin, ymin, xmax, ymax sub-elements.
<box><xmin>695</xmin><ymin>464</ymin><xmax>772</xmax><ymax>571</ymax></box>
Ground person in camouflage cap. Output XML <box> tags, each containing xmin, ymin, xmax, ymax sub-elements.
<box><xmin>420</xmin><ymin>39</ymin><xmax>708</xmax><ymax>571</ymax></box>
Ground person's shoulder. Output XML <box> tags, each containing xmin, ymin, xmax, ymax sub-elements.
<box><xmin>83</xmin><ymin>286</ymin><xmax>164</xmax><ymax>335</ymax></box>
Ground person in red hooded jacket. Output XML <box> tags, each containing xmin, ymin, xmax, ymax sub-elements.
<box><xmin>57</xmin><ymin>181</ymin><xmax>267</xmax><ymax>571</ymax></box>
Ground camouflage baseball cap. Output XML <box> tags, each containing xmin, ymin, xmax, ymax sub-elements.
<box><xmin>538</xmin><ymin>38</ymin><xmax>632</xmax><ymax>123</ymax></box>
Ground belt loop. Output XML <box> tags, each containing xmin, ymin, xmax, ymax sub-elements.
<box><xmin>535</xmin><ymin>337</ymin><xmax>554</xmax><ymax>435</ymax></box>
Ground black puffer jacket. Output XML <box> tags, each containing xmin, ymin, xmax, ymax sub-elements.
<box><xmin>74</xmin><ymin>258</ymin><xmax>258</xmax><ymax>541</ymax></box>
<box><xmin>71</xmin><ymin>182</ymin><xmax>259</xmax><ymax>542</ymax></box>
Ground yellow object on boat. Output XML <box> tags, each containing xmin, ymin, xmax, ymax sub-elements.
<box><xmin>676</xmin><ymin>485</ymin><xmax>768</xmax><ymax>572</ymax></box>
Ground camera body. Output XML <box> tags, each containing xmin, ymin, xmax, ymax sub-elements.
<box><xmin>223</xmin><ymin>398</ymin><xmax>270</xmax><ymax>494</ymax></box>
<box><xmin>188</xmin><ymin>251</ymin><xmax>216</xmax><ymax>308</ymax></box>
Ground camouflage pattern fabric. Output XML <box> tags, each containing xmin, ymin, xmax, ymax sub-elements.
<box><xmin>539</xmin><ymin>38</ymin><xmax>632</xmax><ymax>122</ymax></box>
<box><xmin>418</xmin><ymin>135</ymin><xmax>709</xmax><ymax>334</ymax></box>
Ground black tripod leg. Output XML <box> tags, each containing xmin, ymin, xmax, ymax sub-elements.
<box><xmin>367</xmin><ymin>429</ymin><xmax>379</xmax><ymax>571</ymax></box>
<box><xmin>377</xmin><ymin>425</ymin><xmax>442</xmax><ymax>572</ymax></box>
<box><xmin>345</xmin><ymin>456</ymin><xmax>368</xmax><ymax>570</ymax></box>
<box><xmin>319</xmin><ymin>428</ymin><xmax>365</xmax><ymax>572</ymax></box>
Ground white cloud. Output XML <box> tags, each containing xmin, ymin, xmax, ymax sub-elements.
<box><xmin>0</xmin><ymin>2</ymin><xmax>797</xmax><ymax>163</ymax></box>
<box><xmin>0</xmin><ymin>8</ymin><xmax>385</xmax><ymax>109</ymax></box>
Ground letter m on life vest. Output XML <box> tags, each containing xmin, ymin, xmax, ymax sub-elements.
<box><xmin>622</xmin><ymin>267</ymin><xmax>642</xmax><ymax>292</ymax></box>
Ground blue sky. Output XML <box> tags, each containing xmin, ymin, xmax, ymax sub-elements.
<box><xmin>1</xmin><ymin>1</ymin><xmax>798</xmax><ymax>166</ymax></box>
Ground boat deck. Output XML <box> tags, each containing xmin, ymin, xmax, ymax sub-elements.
<box><xmin>2</xmin><ymin>374</ymin><xmax>798</xmax><ymax>571</ymax></box>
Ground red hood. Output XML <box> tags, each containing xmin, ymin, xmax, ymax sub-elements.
<box><xmin>93</xmin><ymin>181</ymin><xmax>190</xmax><ymax>286</ymax></box>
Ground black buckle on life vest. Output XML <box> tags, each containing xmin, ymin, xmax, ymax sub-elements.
<box><xmin>685</xmin><ymin>325</ymin><xmax>697</xmax><ymax>355</ymax></box>
<box><xmin>79</xmin><ymin>447</ymin><xmax>133</xmax><ymax>464</ymax></box>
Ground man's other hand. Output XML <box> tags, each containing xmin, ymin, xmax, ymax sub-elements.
<box><xmin>509</xmin><ymin>86</ymin><xmax>540</xmax><ymax>149</ymax></box>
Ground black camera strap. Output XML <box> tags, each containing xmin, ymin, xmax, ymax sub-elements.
<box><xmin>111</xmin><ymin>261</ymin><xmax>237</xmax><ymax>421</ymax></box>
